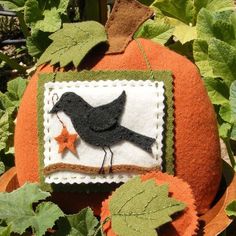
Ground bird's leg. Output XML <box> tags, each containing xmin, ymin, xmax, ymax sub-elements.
<box><xmin>108</xmin><ymin>146</ymin><xmax>113</xmax><ymax>173</ymax></box>
<box><xmin>99</xmin><ymin>147</ymin><xmax>107</xmax><ymax>174</ymax></box>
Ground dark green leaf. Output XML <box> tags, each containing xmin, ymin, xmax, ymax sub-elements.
<box><xmin>66</xmin><ymin>208</ymin><xmax>99</xmax><ymax>236</ymax></box>
<box><xmin>208</xmin><ymin>38</ymin><xmax>236</xmax><ymax>83</ymax></box>
<box><xmin>193</xmin><ymin>40</ymin><xmax>214</xmax><ymax>77</ymax></box>
<box><xmin>225</xmin><ymin>200</ymin><xmax>236</xmax><ymax>217</ymax></box>
<box><xmin>26</xmin><ymin>30</ymin><xmax>52</xmax><ymax>58</ymax></box>
<box><xmin>0</xmin><ymin>183</ymin><xmax>64</xmax><ymax>235</ymax></box>
<box><xmin>38</xmin><ymin>22</ymin><xmax>108</xmax><ymax>67</ymax></box>
<box><xmin>203</xmin><ymin>77</ymin><xmax>229</xmax><ymax>105</ymax></box>
<box><xmin>134</xmin><ymin>19</ymin><xmax>174</xmax><ymax>45</ymax></box>
<box><xmin>109</xmin><ymin>177</ymin><xmax>185</xmax><ymax>236</ymax></box>
<box><xmin>153</xmin><ymin>0</ymin><xmax>195</xmax><ymax>25</ymax></box>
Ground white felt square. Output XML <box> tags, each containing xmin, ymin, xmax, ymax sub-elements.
<box><xmin>43</xmin><ymin>80</ymin><xmax>165</xmax><ymax>184</ymax></box>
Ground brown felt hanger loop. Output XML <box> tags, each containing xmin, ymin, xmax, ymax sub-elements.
<box><xmin>105</xmin><ymin>0</ymin><xmax>154</xmax><ymax>54</ymax></box>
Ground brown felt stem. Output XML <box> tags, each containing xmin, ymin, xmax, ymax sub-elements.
<box><xmin>105</xmin><ymin>0</ymin><xmax>153</xmax><ymax>54</ymax></box>
<box><xmin>43</xmin><ymin>163</ymin><xmax>160</xmax><ymax>175</ymax></box>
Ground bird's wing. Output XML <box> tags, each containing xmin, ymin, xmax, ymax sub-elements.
<box><xmin>87</xmin><ymin>91</ymin><xmax>126</xmax><ymax>131</ymax></box>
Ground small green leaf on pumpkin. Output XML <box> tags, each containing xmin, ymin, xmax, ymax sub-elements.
<box><xmin>225</xmin><ymin>200</ymin><xmax>236</xmax><ymax>217</ymax></box>
<box><xmin>38</xmin><ymin>21</ymin><xmax>108</xmax><ymax>67</ymax></box>
<box><xmin>109</xmin><ymin>176</ymin><xmax>186</xmax><ymax>236</ymax></box>
<box><xmin>0</xmin><ymin>183</ymin><xmax>64</xmax><ymax>235</ymax></box>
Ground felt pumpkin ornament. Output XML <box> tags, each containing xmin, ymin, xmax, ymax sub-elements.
<box><xmin>14</xmin><ymin>0</ymin><xmax>221</xmax><ymax>218</ymax></box>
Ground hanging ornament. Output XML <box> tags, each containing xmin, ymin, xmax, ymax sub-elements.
<box><xmin>54</xmin><ymin>126</ymin><xmax>78</xmax><ymax>155</ymax></box>
<box><xmin>52</xmin><ymin>93</ymin><xmax>79</xmax><ymax>155</ymax></box>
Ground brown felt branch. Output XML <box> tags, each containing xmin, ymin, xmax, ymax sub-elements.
<box><xmin>43</xmin><ymin>163</ymin><xmax>160</xmax><ymax>175</ymax></box>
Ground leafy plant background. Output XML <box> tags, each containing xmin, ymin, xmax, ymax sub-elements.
<box><xmin>0</xmin><ymin>0</ymin><xmax>236</xmax><ymax>235</ymax></box>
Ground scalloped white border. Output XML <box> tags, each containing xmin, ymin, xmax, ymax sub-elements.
<box><xmin>43</xmin><ymin>80</ymin><xmax>165</xmax><ymax>184</ymax></box>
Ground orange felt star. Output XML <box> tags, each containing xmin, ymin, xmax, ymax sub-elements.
<box><xmin>54</xmin><ymin>127</ymin><xmax>78</xmax><ymax>154</ymax></box>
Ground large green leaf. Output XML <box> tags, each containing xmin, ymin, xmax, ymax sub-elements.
<box><xmin>203</xmin><ymin>77</ymin><xmax>229</xmax><ymax>105</ymax></box>
<box><xmin>196</xmin><ymin>9</ymin><xmax>236</xmax><ymax>46</ymax></box>
<box><xmin>66</xmin><ymin>208</ymin><xmax>99</xmax><ymax>236</ymax></box>
<box><xmin>0</xmin><ymin>183</ymin><xmax>64</xmax><ymax>235</ymax></box>
<box><xmin>38</xmin><ymin>22</ymin><xmax>108</xmax><ymax>67</ymax></box>
<box><xmin>173</xmin><ymin>23</ymin><xmax>197</xmax><ymax>44</ymax></box>
<box><xmin>0</xmin><ymin>113</ymin><xmax>11</xmax><ymax>152</ymax></box>
<box><xmin>0</xmin><ymin>93</ymin><xmax>15</xmax><ymax>115</ymax></box>
<box><xmin>134</xmin><ymin>19</ymin><xmax>174</xmax><ymax>45</ymax></box>
<box><xmin>208</xmin><ymin>38</ymin><xmax>236</xmax><ymax>83</ymax></box>
<box><xmin>109</xmin><ymin>177</ymin><xmax>185</xmax><ymax>236</ymax></box>
<box><xmin>194</xmin><ymin>0</ymin><xmax>235</xmax><ymax>15</ymax></box>
<box><xmin>193</xmin><ymin>40</ymin><xmax>214</xmax><ymax>77</ymax></box>
<box><xmin>153</xmin><ymin>0</ymin><xmax>195</xmax><ymax>24</ymax></box>
<box><xmin>230</xmin><ymin>81</ymin><xmax>236</xmax><ymax>122</ymax></box>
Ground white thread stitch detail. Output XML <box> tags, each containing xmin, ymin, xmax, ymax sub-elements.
<box><xmin>43</xmin><ymin>80</ymin><xmax>165</xmax><ymax>184</ymax></box>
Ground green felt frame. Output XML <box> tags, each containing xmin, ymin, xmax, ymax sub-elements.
<box><xmin>37</xmin><ymin>70</ymin><xmax>174</xmax><ymax>191</ymax></box>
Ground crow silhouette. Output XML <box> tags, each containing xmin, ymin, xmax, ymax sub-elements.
<box><xmin>50</xmin><ymin>91</ymin><xmax>156</xmax><ymax>173</ymax></box>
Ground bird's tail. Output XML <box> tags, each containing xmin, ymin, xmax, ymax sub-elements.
<box><xmin>122</xmin><ymin>127</ymin><xmax>156</xmax><ymax>153</ymax></box>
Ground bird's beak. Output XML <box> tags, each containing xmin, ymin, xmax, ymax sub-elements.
<box><xmin>49</xmin><ymin>101</ymin><xmax>62</xmax><ymax>113</ymax></box>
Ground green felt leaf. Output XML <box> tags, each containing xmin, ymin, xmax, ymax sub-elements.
<box><xmin>0</xmin><ymin>113</ymin><xmax>11</xmax><ymax>152</ymax></box>
<box><xmin>66</xmin><ymin>207</ymin><xmax>99</xmax><ymax>236</ymax></box>
<box><xmin>6</xmin><ymin>77</ymin><xmax>28</xmax><ymax>107</ymax></box>
<box><xmin>0</xmin><ymin>161</ymin><xmax>5</xmax><ymax>175</ymax></box>
<box><xmin>193</xmin><ymin>40</ymin><xmax>214</xmax><ymax>77</ymax></box>
<box><xmin>26</xmin><ymin>30</ymin><xmax>52</xmax><ymax>58</ymax></box>
<box><xmin>203</xmin><ymin>77</ymin><xmax>229</xmax><ymax>105</ymax></box>
<box><xmin>134</xmin><ymin>19</ymin><xmax>174</xmax><ymax>45</ymax></box>
<box><xmin>194</xmin><ymin>0</ymin><xmax>235</xmax><ymax>15</ymax></box>
<box><xmin>219</xmin><ymin>122</ymin><xmax>232</xmax><ymax>139</ymax></box>
<box><xmin>153</xmin><ymin>0</ymin><xmax>195</xmax><ymax>25</ymax></box>
<box><xmin>38</xmin><ymin>22</ymin><xmax>108</xmax><ymax>67</ymax></box>
<box><xmin>109</xmin><ymin>176</ymin><xmax>186</xmax><ymax>236</ymax></box>
<box><xmin>219</xmin><ymin>102</ymin><xmax>231</xmax><ymax>123</ymax></box>
<box><xmin>225</xmin><ymin>200</ymin><xmax>236</xmax><ymax>217</ymax></box>
<box><xmin>230</xmin><ymin>81</ymin><xmax>236</xmax><ymax>122</ymax></box>
<box><xmin>208</xmin><ymin>38</ymin><xmax>236</xmax><ymax>83</ymax></box>
<box><xmin>0</xmin><ymin>183</ymin><xmax>64</xmax><ymax>235</ymax></box>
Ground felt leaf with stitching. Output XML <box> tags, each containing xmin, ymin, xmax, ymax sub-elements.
<box><xmin>38</xmin><ymin>21</ymin><xmax>108</xmax><ymax>67</ymax></box>
<box><xmin>109</xmin><ymin>176</ymin><xmax>186</xmax><ymax>236</ymax></box>
<box><xmin>0</xmin><ymin>183</ymin><xmax>64</xmax><ymax>235</ymax></box>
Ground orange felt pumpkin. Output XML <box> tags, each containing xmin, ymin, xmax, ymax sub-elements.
<box><xmin>14</xmin><ymin>0</ymin><xmax>221</xmax><ymax>216</ymax></box>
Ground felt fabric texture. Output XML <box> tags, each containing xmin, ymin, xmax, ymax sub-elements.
<box><xmin>105</xmin><ymin>0</ymin><xmax>153</xmax><ymax>54</ymax></box>
<box><xmin>88</xmin><ymin>39</ymin><xmax>222</xmax><ymax>214</ymax></box>
<box><xmin>39</xmin><ymin>73</ymin><xmax>171</xmax><ymax>185</ymax></box>
<box><xmin>100</xmin><ymin>172</ymin><xmax>198</xmax><ymax>236</ymax></box>
<box><xmin>14</xmin><ymin>39</ymin><xmax>221</xmax><ymax>214</ymax></box>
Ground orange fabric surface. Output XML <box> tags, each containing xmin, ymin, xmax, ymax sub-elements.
<box><xmin>100</xmin><ymin>172</ymin><xmax>198</xmax><ymax>236</ymax></box>
<box><xmin>14</xmin><ymin>39</ymin><xmax>221</xmax><ymax>214</ymax></box>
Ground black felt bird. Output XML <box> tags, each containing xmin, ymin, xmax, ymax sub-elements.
<box><xmin>50</xmin><ymin>91</ymin><xmax>156</xmax><ymax>173</ymax></box>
